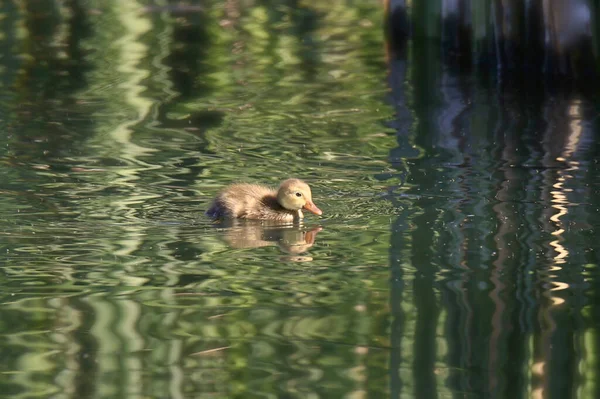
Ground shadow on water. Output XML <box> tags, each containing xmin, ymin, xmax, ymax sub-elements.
<box><xmin>385</xmin><ymin>7</ymin><xmax>600</xmax><ymax>397</ymax></box>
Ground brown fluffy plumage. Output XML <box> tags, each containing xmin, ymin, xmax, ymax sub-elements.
<box><xmin>206</xmin><ymin>179</ymin><xmax>322</xmax><ymax>222</ymax></box>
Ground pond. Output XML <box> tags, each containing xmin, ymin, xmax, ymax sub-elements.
<box><xmin>1</xmin><ymin>1</ymin><xmax>599</xmax><ymax>398</ymax></box>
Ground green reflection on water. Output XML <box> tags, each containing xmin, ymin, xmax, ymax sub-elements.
<box><xmin>0</xmin><ymin>1</ymin><xmax>599</xmax><ymax>399</ymax></box>
<box><xmin>0</xmin><ymin>1</ymin><xmax>394</xmax><ymax>398</ymax></box>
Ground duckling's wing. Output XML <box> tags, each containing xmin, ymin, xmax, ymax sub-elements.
<box><xmin>207</xmin><ymin>183</ymin><xmax>275</xmax><ymax>219</ymax></box>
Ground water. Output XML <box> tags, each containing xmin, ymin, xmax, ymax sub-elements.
<box><xmin>1</xmin><ymin>2</ymin><xmax>599</xmax><ymax>398</ymax></box>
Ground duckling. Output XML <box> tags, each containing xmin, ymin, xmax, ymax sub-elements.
<box><xmin>206</xmin><ymin>178</ymin><xmax>322</xmax><ymax>222</ymax></box>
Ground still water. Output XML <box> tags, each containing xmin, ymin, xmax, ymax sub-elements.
<box><xmin>1</xmin><ymin>1</ymin><xmax>599</xmax><ymax>398</ymax></box>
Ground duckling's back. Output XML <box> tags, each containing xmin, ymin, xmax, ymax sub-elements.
<box><xmin>206</xmin><ymin>183</ymin><xmax>277</xmax><ymax>219</ymax></box>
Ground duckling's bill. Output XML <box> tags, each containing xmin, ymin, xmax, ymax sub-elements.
<box><xmin>303</xmin><ymin>201</ymin><xmax>322</xmax><ymax>216</ymax></box>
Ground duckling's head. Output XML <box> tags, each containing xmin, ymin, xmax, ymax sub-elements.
<box><xmin>277</xmin><ymin>179</ymin><xmax>322</xmax><ymax>216</ymax></box>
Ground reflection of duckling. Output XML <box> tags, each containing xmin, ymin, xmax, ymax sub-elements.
<box><xmin>206</xmin><ymin>179</ymin><xmax>322</xmax><ymax>222</ymax></box>
<box><xmin>276</xmin><ymin>226</ymin><xmax>322</xmax><ymax>255</ymax></box>
<box><xmin>219</xmin><ymin>221</ymin><xmax>322</xmax><ymax>256</ymax></box>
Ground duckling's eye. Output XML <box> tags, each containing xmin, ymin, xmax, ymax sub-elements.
<box><xmin>295</xmin><ymin>192</ymin><xmax>302</xmax><ymax>197</ymax></box>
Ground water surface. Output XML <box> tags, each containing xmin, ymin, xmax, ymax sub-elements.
<box><xmin>0</xmin><ymin>1</ymin><xmax>599</xmax><ymax>399</ymax></box>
